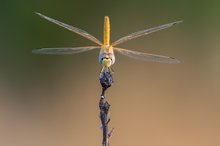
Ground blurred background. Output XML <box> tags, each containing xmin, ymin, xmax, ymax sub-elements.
<box><xmin>0</xmin><ymin>0</ymin><xmax>220</xmax><ymax>146</ymax></box>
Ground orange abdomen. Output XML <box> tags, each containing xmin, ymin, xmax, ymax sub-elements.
<box><xmin>104</xmin><ymin>16</ymin><xmax>110</xmax><ymax>46</ymax></box>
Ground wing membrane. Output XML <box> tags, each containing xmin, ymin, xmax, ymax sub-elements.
<box><xmin>114</xmin><ymin>47</ymin><xmax>180</xmax><ymax>64</ymax></box>
<box><xmin>32</xmin><ymin>46</ymin><xmax>99</xmax><ymax>55</ymax></box>
<box><xmin>35</xmin><ymin>12</ymin><xmax>103</xmax><ymax>45</ymax></box>
<box><xmin>112</xmin><ymin>21</ymin><xmax>182</xmax><ymax>46</ymax></box>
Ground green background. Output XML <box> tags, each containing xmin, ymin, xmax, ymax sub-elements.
<box><xmin>0</xmin><ymin>0</ymin><xmax>220</xmax><ymax>146</ymax></box>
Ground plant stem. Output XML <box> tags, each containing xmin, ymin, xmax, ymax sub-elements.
<box><xmin>99</xmin><ymin>71</ymin><xmax>114</xmax><ymax>146</ymax></box>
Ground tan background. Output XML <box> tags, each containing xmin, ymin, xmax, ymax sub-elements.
<box><xmin>0</xmin><ymin>0</ymin><xmax>220</xmax><ymax>146</ymax></box>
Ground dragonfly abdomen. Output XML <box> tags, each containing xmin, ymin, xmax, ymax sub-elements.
<box><xmin>104</xmin><ymin>16</ymin><xmax>110</xmax><ymax>46</ymax></box>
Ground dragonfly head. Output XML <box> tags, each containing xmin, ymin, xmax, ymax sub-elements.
<box><xmin>102</xmin><ymin>57</ymin><xmax>112</xmax><ymax>67</ymax></box>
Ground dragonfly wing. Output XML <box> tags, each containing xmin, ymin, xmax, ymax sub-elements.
<box><xmin>112</xmin><ymin>21</ymin><xmax>182</xmax><ymax>46</ymax></box>
<box><xmin>32</xmin><ymin>46</ymin><xmax>99</xmax><ymax>55</ymax></box>
<box><xmin>35</xmin><ymin>12</ymin><xmax>103</xmax><ymax>45</ymax></box>
<box><xmin>114</xmin><ymin>47</ymin><xmax>180</xmax><ymax>64</ymax></box>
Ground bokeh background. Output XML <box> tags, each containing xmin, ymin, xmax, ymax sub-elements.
<box><xmin>1</xmin><ymin>0</ymin><xmax>220</xmax><ymax>146</ymax></box>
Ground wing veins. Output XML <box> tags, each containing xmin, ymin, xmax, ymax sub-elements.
<box><xmin>35</xmin><ymin>12</ymin><xmax>103</xmax><ymax>45</ymax></box>
<box><xmin>32</xmin><ymin>46</ymin><xmax>99</xmax><ymax>55</ymax></box>
<box><xmin>114</xmin><ymin>47</ymin><xmax>180</xmax><ymax>64</ymax></box>
<box><xmin>112</xmin><ymin>21</ymin><xmax>182</xmax><ymax>46</ymax></box>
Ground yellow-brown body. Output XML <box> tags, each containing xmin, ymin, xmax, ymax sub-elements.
<box><xmin>99</xmin><ymin>16</ymin><xmax>115</xmax><ymax>72</ymax></box>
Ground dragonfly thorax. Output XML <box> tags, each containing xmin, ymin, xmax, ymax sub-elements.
<box><xmin>101</xmin><ymin>45</ymin><xmax>113</xmax><ymax>52</ymax></box>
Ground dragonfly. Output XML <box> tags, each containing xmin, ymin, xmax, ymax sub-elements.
<box><xmin>33</xmin><ymin>12</ymin><xmax>182</xmax><ymax>73</ymax></box>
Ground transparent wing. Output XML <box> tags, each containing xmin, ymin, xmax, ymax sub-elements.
<box><xmin>32</xmin><ymin>46</ymin><xmax>99</xmax><ymax>55</ymax></box>
<box><xmin>114</xmin><ymin>47</ymin><xmax>180</xmax><ymax>64</ymax></box>
<box><xmin>35</xmin><ymin>12</ymin><xmax>103</xmax><ymax>45</ymax></box>
<box><xmin>112</xmin><ymin>21</ymin><xmax>182</xmax><ymax>46</ymax></box>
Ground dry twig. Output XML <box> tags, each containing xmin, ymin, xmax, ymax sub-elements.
<box><xmin>99</xmin><ymin>71</ymin><xmax>114</xmax><ymax>146</ymax></box>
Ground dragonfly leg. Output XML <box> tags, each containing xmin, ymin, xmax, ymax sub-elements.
<box><xmin>100</xmin><ymin>66</ymin><xmax>114</xmax><ymax>74</ymax></box>
<box><xmin>108</xmin><ymin>67</ymin><xmax>114</xmax><ymax>74</ymax></box>
<box><xmin>100</xmin><ymin>66</ymin><xmax>105</xmax><ymax>73</ymax></box>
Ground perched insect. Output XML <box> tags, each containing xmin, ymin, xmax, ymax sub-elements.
<box><xmin>33</xmin><ymin>12</ymin><xmax>182</xmax><ymax>72</ymax></box>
